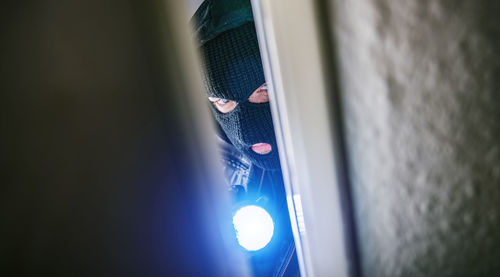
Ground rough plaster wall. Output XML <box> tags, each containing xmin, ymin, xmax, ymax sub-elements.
<box><xmin>329</xmin><ymin>0</ymin><xmax>500</xmax><ymax>276</ymax></box>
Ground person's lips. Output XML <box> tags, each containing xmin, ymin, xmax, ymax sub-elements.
<box><xmin>251</xmin><ymin>143</ymin><xmax>272</xmax><ymax>155</ymax></box>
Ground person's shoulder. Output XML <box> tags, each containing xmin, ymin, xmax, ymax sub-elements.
<box><xmin>217</xmin><ymin>136</ymin><xmax>251</xmax><ymax>188</ymax></box>
<box><xmin>217</xmin><ymin>136</ymin><xmax>251</xmax><ymax>173</ymax></box>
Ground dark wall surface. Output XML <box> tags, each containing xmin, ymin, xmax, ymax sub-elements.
<box><xmin>0</xmin><ymin>1</ymin><xmax>243</xmax><ymax>276</ymax></box>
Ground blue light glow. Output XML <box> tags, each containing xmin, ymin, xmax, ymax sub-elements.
<box><xmin>233</xmin><ymin>205</ymin><xmax>274</xmax><ymax>251</ymax></box>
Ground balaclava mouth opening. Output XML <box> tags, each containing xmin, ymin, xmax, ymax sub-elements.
<box><xmin>192</xmin><ymin>1</ymin><xmax>280</xmax><ymax>170</ymax></box>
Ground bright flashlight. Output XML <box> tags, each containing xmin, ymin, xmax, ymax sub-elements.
<box><xmin>232</xmin><ymin>205</ymin><xmax>274</xmax><ymax>251</ymax></box>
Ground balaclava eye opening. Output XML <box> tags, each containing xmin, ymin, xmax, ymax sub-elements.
<box><xmin>193</xmin><ymin>1</ymin><xmax>280</xmax><ymax>170</ymax></box>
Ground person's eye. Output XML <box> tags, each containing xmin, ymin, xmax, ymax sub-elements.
<box><xmin>208</xmin><ymin>97</ymin><xmax>238</xmax><ymax>113</ymax></box>
<box><xmin>248</xmin><ymin>83</ymin><xmax>269</xmax><ymax>103</ymax></box>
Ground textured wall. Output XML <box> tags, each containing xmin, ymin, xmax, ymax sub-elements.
<box><xmin>329</xmin><ymin>0</ymin><xmax>500</xmax><ymax>276</ymax></box>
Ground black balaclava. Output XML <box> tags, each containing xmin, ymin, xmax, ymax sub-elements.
<box><xmin>194</xmin><ymin>2</ymin><xmax>280</xmax><ymax>170</ymax></box>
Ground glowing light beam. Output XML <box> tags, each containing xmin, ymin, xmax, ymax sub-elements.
<box><xmin>233</xmin><ymin>205</ymin><xmax>274</xmax><ymax>251</ymax></box>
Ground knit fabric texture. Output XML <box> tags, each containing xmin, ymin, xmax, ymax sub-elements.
<box><xmin>194</xmin><ymin>1</ymin><xmax>280</xmax><ymax>169</ymax></box>
<box><xmin>190</xmin><ymin>0</ymin><xmax>254</xmax><ymax>47</ymax></box>
<box><xmin>199</xmin><ymin>22</ymin><xmax>265</xmax><ymax>102</ymax></box>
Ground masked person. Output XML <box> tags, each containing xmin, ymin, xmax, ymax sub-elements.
<box><xmin>191</xmin><ymin>0</ymin><xmax>300</xmax><ymax>276</ymax></box>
